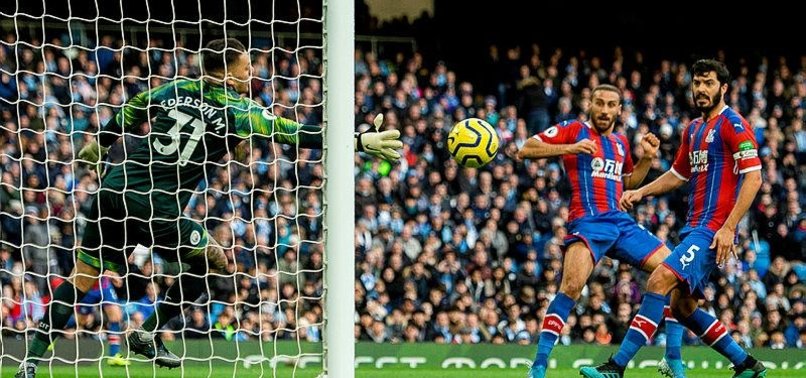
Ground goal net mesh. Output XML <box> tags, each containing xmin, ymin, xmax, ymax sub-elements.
<box><xmin>0</xmin><ymin>0</ymin><xmax>325</xmax><ymax>376</ymax></box>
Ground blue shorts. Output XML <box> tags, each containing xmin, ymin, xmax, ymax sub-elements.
<box><xmin>77</xmin><ymin>284</ymin><xmax>119</xmax><ymax>315</ymax></box>
<box><xmin>661</xmin><ymin>228</ymin><xmax>717</xmax><ymax>298</ymax></box>
<box><xmin>564</xmin><ymin>211</ymin><xmax>665</xmax><ymax>267</ymax></box>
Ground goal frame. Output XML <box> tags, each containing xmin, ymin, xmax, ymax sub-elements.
<box><xmin>322</xmin><ymin>0</ymin><xmax>355</xmax><ymax>377</ymax></box>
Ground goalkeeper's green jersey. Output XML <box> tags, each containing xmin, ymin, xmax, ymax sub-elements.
<box><xmin>100</xmin><ymin>79</ymin><xmax>318</xmax><ymax>219</ymax></box>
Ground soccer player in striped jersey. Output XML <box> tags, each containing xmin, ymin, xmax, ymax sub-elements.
<box><xmin>518</xmin><ymin>84</ymin><xmax>686</xmax><ymax>378</ymax></box>
<box><xmin>581</xmin><ymin>60</ymin><xmax>766</xmax><ymax>378</ymax></box>
<box><xmin>15</xmin><ymin>38</ymin><xmax>401</xmax><ymax>378</ymax></box>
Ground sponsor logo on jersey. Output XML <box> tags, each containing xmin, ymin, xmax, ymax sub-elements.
<box><xmin>591</xmin><ymin>157</ymin><xmax>623</xmax><ymax>181</ymax></box>
<box><xmin>689</xmin><ymin>150</ymin><xmax>708</xmax><ymax>173</ymax></box>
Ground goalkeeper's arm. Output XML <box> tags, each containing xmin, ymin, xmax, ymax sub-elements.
<box><xmin>254</xmin><ymin>111</ymin><xmax>402</xmax><ymax>161</ymax></box>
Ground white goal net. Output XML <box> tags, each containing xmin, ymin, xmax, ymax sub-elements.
<box><xmin>0</xmin><ymin>0</ymin><xmax>339</xmax><ymax>376</ymax></box>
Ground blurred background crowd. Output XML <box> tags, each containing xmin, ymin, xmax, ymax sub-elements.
<box><xmin>1</xmin><ymin>7</ymin><xmax>806</xmax><ymax>351</ymax></box>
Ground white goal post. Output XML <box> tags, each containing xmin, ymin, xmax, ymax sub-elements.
<box><xmin>323</xmin><ymin>0</ymin><xmax>355</xmax><ymax>377</ymax></box>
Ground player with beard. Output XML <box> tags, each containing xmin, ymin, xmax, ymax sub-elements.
<box><xmin>518</xmin><ymin>84</ymin><xmax>687</xmax><ymax>378</ymax></box>
<box><xmin>581</xmin><ymin>60</ymin><xmax>766</xmax><ymax>378</ymax></box>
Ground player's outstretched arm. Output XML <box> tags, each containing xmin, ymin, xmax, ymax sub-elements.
<box><xmin>246</xmin><ymin>105</ymin><xmax>401</xmax><ymax>161</ymax></box>
<box><xmin>516</xmin><ymin>137</ymin><xmax>596</xmax><ymax>160</ymax></box>
<box><xmin>619</xmin><ymin>170</ymin><xmax>686</xmax><ymax>211</ymax></box>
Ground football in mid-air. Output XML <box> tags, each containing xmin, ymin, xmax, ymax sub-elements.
<box><xmin>446</xmin><ymin>118</ymin><xmax>499</xmax><ymax>168</ymax></box>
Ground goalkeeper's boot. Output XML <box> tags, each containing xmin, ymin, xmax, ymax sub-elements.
<box><xmin>731</xmin><ymin>356</ymin><xmax>766</xmax><ymax>378</ymax></box>
<box><xmin>106</xmin><ymin>353</ymin><xmax>132</xmax><ymax>367</ymax></box>
<box><xmin>14</xmin><ymin>362</ymin><xmax>37</xmax><ymax>378</ymax></box>
<box><xmin>527</xmin><ymin>363</ymin><xmax>546</xmax><ymax>378</ymax></box>
<box><xmin>658</xmin><ymin>357</ymin><xmax>686</xmax><ymax>378</ymax></box>
<box><xmin>127</xmin><ymin>330</ymin><xmax>181</xmax><ymax>369</ymax></box>
<box><xmin>579</xmin><ymin>357</ymin><xmax>624</xmax><ymax>378</ymax></box>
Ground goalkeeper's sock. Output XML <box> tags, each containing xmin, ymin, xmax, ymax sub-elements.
<box><xmin>143</xmin><ymin>276</ymin><xmax>205</xmax><ymax>332</ymax></box>
<box><xmin>664</xmin><ymin>305</ymin><xmax>683</xmax><ymax>360</ymax></box>
<box><xmin>28</xmin><ymin>281</ymin><xmax>87</xmax><ymax>363</ymax></box>
<box><xmin>613</xmin><ymin>292</ymin><xmax>665</xmax><ymax>367</ymax></box>
<box><xmin>679</xmin><ymin>309</ymin><xmax>746</xmax><ymax>366</ymax></box>
<box><xmin>533</xmin><ymin>292</ymin><xmax>574</xmax><ymax>368</ymax></box>
<box><xmin>108</xmin><ymin>321</ymin><xmax>121</xmax><ymax>356</ymax></box>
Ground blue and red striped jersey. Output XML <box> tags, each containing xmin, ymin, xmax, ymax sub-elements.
<box><xmin>534</xmin><ymin>120</ymin><xmax>634</xmax><ymax>221</ymax></box>
<box><xmin>670</xmin><ymin>106</ymin><xmax>762</xmax><ymax>232</ymax></box>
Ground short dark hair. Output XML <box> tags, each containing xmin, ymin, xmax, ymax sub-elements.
<box><xmin>692</xmin><ymin>59</ymin><xmax>730</xmax><ymax>86</ymax></box>
<box><xmin>591</xmin><ymin>84</ymin><xmax>622</xmax><ymax>103</ymax></box>
<box><xmin>201</xmin><ymin>38</ymin><xmax>247</xmax><ymax>75</ymax></box>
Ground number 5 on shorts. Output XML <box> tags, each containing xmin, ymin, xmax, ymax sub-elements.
<box><xmin>679</xmin><ymin>245</ymin><xmax>699</xmax><ymax>270</ymax></box>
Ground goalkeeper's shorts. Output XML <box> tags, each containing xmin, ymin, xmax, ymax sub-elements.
<box><xmin>78</xmin><ymin>190</ymin><xmax>209</xmax><ymax>274</ymax></box>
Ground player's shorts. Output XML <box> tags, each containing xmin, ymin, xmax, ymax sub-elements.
<box><xmin>78</xmin><ymin>190</ymin><xmax>210</xmax><ymax>274</ymax></box>
<box><xmin>563</xmin><ymin>210</ymin><xmax>665</xmax><ymax>267</ymax></box>
<box><xmin>660</xmin><ymin>227</ymin><xmax>716</xmax><ymax>298</ymax></box>
<box><xmin>76</xmin><ymin>284</ymin><xmax>119</xmax><ymax>315</ymax></box>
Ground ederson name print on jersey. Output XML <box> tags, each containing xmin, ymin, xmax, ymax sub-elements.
<box><xmin>158</xmin><ymin>95</ymin><xmax>228</xmax><ymax>132</ymax></box>
<box><xmin>534</xmin><ymin>120</ymin><xmax>634</xmax><ymax>221</ymax></box>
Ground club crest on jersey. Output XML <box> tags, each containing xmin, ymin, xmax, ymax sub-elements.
<box><xmin>190</xmin><ymin>230</ymin><xmax>201</xmax><ymax>245</ymax></box>
<box><xmin>615</xmin><ymin>142</ymin><xmax>625</xmax><ymax>156</ymax></box>
<box><xmin>705</xmin><ymin>129</ymin><xmax>716</xmax><ymax>143</ymax></box>
<box><xmin>591</xmin><ymin>157</ymin><xmax>623</xmax><ymax>181</ymax></box>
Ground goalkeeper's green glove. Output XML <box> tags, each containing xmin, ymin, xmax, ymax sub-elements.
<box><xmin>78</xmin><ymin>140</ymin><xmax>109</xmax><ymax>176</ymax></box>
<box><xmin>355</xmin><ymin>114</ymin><xmax>403</xmax><ymax>161</ymax></box>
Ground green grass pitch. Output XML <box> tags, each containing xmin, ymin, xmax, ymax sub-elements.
<box><xmin>1</xmin><ymin>363</ymin><xmax>799</xmax><ymax>377</ymax></box>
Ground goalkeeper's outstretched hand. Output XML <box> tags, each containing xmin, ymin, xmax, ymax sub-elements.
<box><xmin>78</xmin><ymin>140</ymin><xmax>109</xmax><ymax>176</ymax></box>
<box><xmin>355</xmin><ymin>114</ymin><xmax>402</xmax><ymax>161</ymax></box>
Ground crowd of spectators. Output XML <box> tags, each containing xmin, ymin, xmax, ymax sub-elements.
<box><xmin>1</xmin><ymin>21</ymin><xmax>805</xmax><ymax>351</ymax></box>
<box><xmin>350</xmin><ymin>45</ymin><xmax>806</xmax><ymax>349</ymax></box>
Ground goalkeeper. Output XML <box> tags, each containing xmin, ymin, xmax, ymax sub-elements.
<box><xmin>16</xmin><ymin>37</ymin><xmax>401</xmax><ymax>377</ymax></box>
